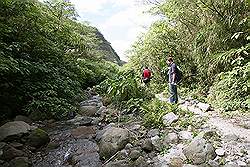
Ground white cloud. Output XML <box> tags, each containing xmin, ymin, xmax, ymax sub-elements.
<box><xmin>70</xmin><ymin>0</ymin><xmax>158</xmax><ymax>61</ymax></box>
<box><xmin>70</xmin><ymin>0</ymin><xmax>110</xmax><ymax>14</ymax></box>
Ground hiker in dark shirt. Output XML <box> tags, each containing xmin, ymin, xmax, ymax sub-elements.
<box><xmin>167</xmin><ymin>57</ymin><xmax>178</xmax><ymax>104</ymax></box>
<box><xmin>142</xmin><ymin>67</ymin><xmax>152</xmax><ymax>86</ymax></box>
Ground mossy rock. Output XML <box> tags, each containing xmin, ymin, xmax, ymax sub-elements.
<box><xmin>26</xmin><ymin>128</ymin><xmax>50</xmax><ymax>148</ymax></box>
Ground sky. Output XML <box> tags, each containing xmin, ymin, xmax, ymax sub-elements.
<box><xmin>70</xmin><ymin>0</ymin><xmax>158</xmax><ymax>61</ymax></box>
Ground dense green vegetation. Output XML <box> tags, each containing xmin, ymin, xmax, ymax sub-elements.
<box><xmin>0</xmin><ymin>0</ymin><xmax>249</xmax><ymax>125</ymax></box>
<box><xmin>0</xmin><ymin>0</ymin><xmax>119</xmax><ymax>121</ymax></box>
<box><xmin>97</xmin><ymin>0</ymin><xmax>249</xmax><ymax>127</ymax></box>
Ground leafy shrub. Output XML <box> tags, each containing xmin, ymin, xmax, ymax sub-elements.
<box><xmin>208</xmin><ymin>62</ymin><xmax>250</xmax><ymax>111</ymax></box>
<box><xmin>141</xmin><ymin>99</ymin><xmax>179</xmax><ymax>128</ymax></box>
<box><xmin>97</xmin><ymin>69</ymin><xmax>152</xmax><ymax>108</ymax></box>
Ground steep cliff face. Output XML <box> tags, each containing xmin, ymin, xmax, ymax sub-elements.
<box><xmin>95</xmin><ymin>30</ymin><xmax>125</xmax><ymax>66</ymax></box>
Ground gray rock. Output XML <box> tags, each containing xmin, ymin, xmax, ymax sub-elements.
<box><xmin>169</xmin><ymin>157</ymin><xmax>183</xmax><ymax>167</ymax></box>
<box><xmin>129</xmin><ymin>150</ymin><xmax>141</xmax><ymax>161</ymax></box>
<box><xmin>141</xmin><ymin>139</ymin><xmax>153</xmax><ymax>152</ymax></box>
<box><xmin>163</xmin><ymin>132</ymin><xmax>179</xmax><ymax>145</ymax></box>
<box><xmin>133</xmin><ymin>156</ymin><xmax>149</xmax><ymax>167</ymax></box>
<box><xmin>104</xmin><ymin>160</ymin><xmax>130</xmax><ymax>167</ymax></box>
<box><xmin>99</xmin><ymin>127</ymin><xmax>130</xmax><ymax>159</ymax></box>
<box><xmin>224</xmin><ymin>162</ymin><xmax>239</xmax><ymax>167</ymax></box>
<box><xmin>196</xmin><ymin>102</ymin><xmax>210</xmax><ymax>111</ymax></box>
<box><xmin>179</xmin><ymin>131</ymin><xmax>193</xmax><ymax>141</ymax></box>
<box><xmin>9</xmin><ymin>157</ymin><xmax>30</xmax><ymax>167</ymax></box>
<box><xmin>14</xmin><ymin>115</ymin><xmax>32</xmax><ymax>124</ymax></box>
<box><xmin>96</xmin><ymin>106</ymin><xmax>107</xmax><ymax>115</ymax></box>
<box><xmin>208</xmin><ymin>159</ymin><xmax>219</xmax><ymax>167</ymax></box>
<box><xmin>147</xmin><ymin>129</ymin><xmax>160</xmax><ymax>137</ymax></box>
<box><xmin>9</xmin><ymin>142</ymin><xmax>23</xmax><ymax>149</ymax></box>
<box><xmin>215</xmin><ymin>148</ymin><xmax>225</xmax><ymax>156</ymax></box>
<box><xmin>125</xmin><ymin>143</ymin><xmax>133</xmax><ymax>150</ymax></box>
<box><xmin>151</xmin><ymin>135</ymin><xmax>161</xmax><ymax>151</ymax></box>
<box><xmin>183</xmin><ymin>137</ymin><xmax>216</xmax><ymax>165</ymax></box>
<box><xmin>0</xmin><ymin>142</ymin><xmax>7</xmax><ymax>149</ymax></box>
<box><xmin>71</xmin><ymin>126</ymin><xmax>96</xmax><ymax>139</ymax></box>
<box><xmin>163</xmin><ymin>112</ymin><xmax>179</xmax><ymax>126</ymax></box>
<box><xmin>237</xmin><ymin>161</ymin><xmax>247</xmax><ymax>166</ymax></box>
<box><xmin>117</xmin><ymin>149</ymin><xmax>129</xmax><ymax>160</ymax></box>
<box><xmin>0</xmin><ymin>121</ymin><xmax>31</xmax><ymax>141</ymax></box>
<box><xmin>72</xmin><ymin>139</ymin><xmax>101</xmax><ymax>167</ymax></box>
<box><xmin>26</xmin><ymin>128</ymin><xmax>50</xmax><ymax>148</ymax></box>
<box><xmin>1</xmin><ymin>145</ymin><xmax>27</xmax><ymax>161</ymax></box>
<box><xmin>79</xmin><ymin>105</ymin><xmax>98</xmax><ymax>117</ymax></box>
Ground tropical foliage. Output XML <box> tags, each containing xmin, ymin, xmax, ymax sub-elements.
<box><xmin>0</xmin><ymin>0</ymin><xmax>119</xmax><ymax>121</ymax></box>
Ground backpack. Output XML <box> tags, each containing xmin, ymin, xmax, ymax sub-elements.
<box><xmin>176</xmin><ymin>66</ymin><xmax>183</xmax><ymax>83</ymax></box>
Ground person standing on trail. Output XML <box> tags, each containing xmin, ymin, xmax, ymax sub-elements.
<box><xmin>142</xmin><ymin>67</ymin><xmax>152</xmax><ymax>85</ymax></box>
<box><xmin>167</xmin><ymin>57</ymin><xmax>178</xmax><ymax>104</ymax></box>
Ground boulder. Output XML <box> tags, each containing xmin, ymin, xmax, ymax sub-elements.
<box><xmin>163</xmin><ymin>132</ymin><xmax>179</xmax><ymax>145</ymax></box>
<box><xmin>129</xmin><ymin>150</ymin><xmax>141</xmax><ymax>161</ymax></box>
<box><xmin>14</xmin><ymin>116</ymin><xmax>32</xmax><ymax>124</ymax></box>
<box><xmin>99</xmin><ymin>127</ymin><xmax>130</xmax><ymax>159</ymax></box>
<box><xmin>9</xmin><ymin>157</ymin><xmax>31</xmax><ymax>167</ymax></box>
<box><xmin>0</xmin><ymin>121</ymin><xmax>31</xmax><ymax>141</ymax></box>
<box><xmin>141</xmin><ymin>139</ymin><xmax>153</xmax><ymax>152</ymax></box>
<box><xmin>183</xmin><ymin>137</ymin><xmax>216</xmax><ymax>165</ymax></box>
<box><xmin>147</xmin><ymin>129</ymin><xmax>159</xmax><ymax>138</ymax></box>
<box><xmin>0</xmin><ymin>145</ymin><xmax>27</xmax><ymax>161</ymax></box>
<box><xmin>79</xmin><ymin>106</ymin><xmax>98</xmax><ymax>117</ymax></box>
<box><xmin>162</xmin><ymin>112</ymin><xmax>179</xmax><ymax>126</ymax></box>
<box><xmin>196</xmin><ymin>102</ymin><xmax>210</xmax><ymax>111</ymax></box>
<box><xmin>28</xmin><ymin>111</ymin><xmax>47</xmax><ymax>121</ymax></box>
<box><xmin>179</xmin><ymin>131</ymin><xmax>193</xmax><ymax>141</ymax></box>
<box><xmin>26</xmin><ymin>128</ymin><xmax>50</xmax><ymax>148</ymax></box>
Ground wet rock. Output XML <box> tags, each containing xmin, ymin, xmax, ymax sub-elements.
<box><xmin>179</xmin><ymin>131</ymin><xmax>193</xmax><ymax>141</ymax></box>
<box><xmin>79</xmin><ymin>117</ymin><xmax>94</xmax><ymax>126</ymax></box>
<box><xmin>14</xmin><ymin>115</ymin><xmax>32</xmax><ymax>124</ymax></box>
<box><xmin>9</xmin><ymin>142</ymin><xmax>23</xmax><ymax>149</ymax></box>
<box><xmin>99</xmin><ymin>127</ymin><xmax>130</xmax><ymax>159</ymax></box>
<box><xmin>26</xmin><ymin>128</ymin><xmax>50</xmax><ymax>148</ymax></box>
<box><xmin>1</xmin><ymin>145</ymin><xmax>27</xmax><ymax>161</ymax></box>
<box><xmin>215</xmin><ymin>148</ymin><xmax>225</xmax><ymax>156</ymax></box>
<box><xmin>79</xmin><ymin>105</ymin><xmax>98</xmax><ymax>117</ymax></box>
<box><xmin>71</xmin><ymin>126</ymin><xmax>96</xmax><ymax>139</ymax></box>
<box><xmin>183</xmin><ymin>137</ymin><xmax>216</xmax><ymax>165</ymax></box>
<box><xmin>163</xmin><ymin>132</ymin><xmax>179</xmax><ymax>145</ymax></box>
<box><xmin>0</xmin><ymin>142</ymin><xmax>7</xmax><ymax>149</ymax></box>
<box><xmin>45</xmin><ymin>141</ymin><xmax>60</xmax><ymax>151</ymax></box>
<box><xmin>147</xmin><ymin>129</ymin><xmax>159</xmax><ymax>137</ymax></box>
<box><xmin>72</xmin><ymin>139</ymin><xmax>101</xmax><ymax>167</ymax></box>
<box><xmin>104</xmin><ymin>160</ymin><xmax>130</xmax><ymax>167</ymax></box>
<box><xmin>162</xmin><ymin>112</ymin><xmax>179</xmax><ymax>126</ymax></box>
<box><xmin>0</xmin><ymin>121</ymin><xmax>31</xmax><ymax>141</ymax></box>
<box><xmin>129</xmin><ymin>150</ymin><xmax>141</xmax><ymax>161</ymax></box>
<box><xmin>9</xmin><ymin>157</ymin><xmax>30</xmax><ymax>167</ymax></box>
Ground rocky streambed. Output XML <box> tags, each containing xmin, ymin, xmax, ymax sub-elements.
<box><xmin>0</xmin><ymin>90</ymin><xmax>250</xmax><ymax>167</ymax></box>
